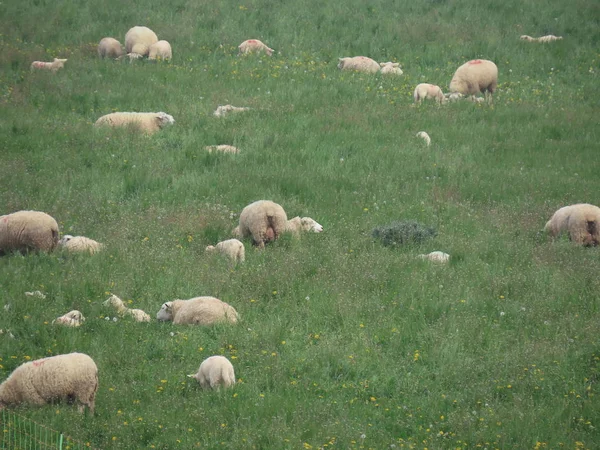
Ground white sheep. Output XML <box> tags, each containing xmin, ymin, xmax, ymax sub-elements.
<box><xmin>188</xmin><ymin>356</ymin><xmax>236</xmax><ymax>390</ymax></box>
<box><xmin>0</xmin><ymin>210</ymin><xmax>59</xmax><ymax>255</ymax></box>
<box><xmin>544</xmin><ymin>203</ymin><xmax>600</xmax><ymax>247</ymax></box>
<box><xmin>449</xmin><ymin>59</ymin><xmax>498</xmax><ymax>104</ymax></box>
<box><xmin>238</xmin><ymin>39</ymin><xmax>274</xmax><ymax>56</ymax></box>
<box><xmin>95</xmin><ymin>112</ymin><xmax>175</xmax><ymax>135</ymax></box>
<box><xmin>0</xmin><ymin>353</ymin><xmax>98</xmax><ymax>414</ymax></box>
<box><xmin>156</xmin><ymin>297</ymin><xmax>239</xmax><ymax>325</ymax></box>
<box><xmin>520</xmin><ymin>35</ymin><xmax>563</xmax><ymax>43</ymax></box>
<box><xmin>58</xmin><ymin>235</ymin><xmax>103</xmax><ymax>254</ymax></box>
<box><xmin>418</xmin><ymin>251</ymin><xmax>450</xmax><ymax>263</ymax></box>
<box><xmin>124</xmin><ymin>26</ymin><xmax>158</xmax><ymax>58</ymax></box>
<box><xmin>53</xmin><ymin>310</ymin><xmax>86</xmax><ymax>327</ymax></box>
<box><xmin>413</xmin><ymin>83</ymin><xmax>445</xmax><ymax>104</ymax></box>
<box><xmin>30</xmin><ymin>58</ymin><xmax>68</xmax><ymax>73</ymax></box>
<box><xmin>285</xmin><ymin>217</ymin><xmax>324</xmax><ymax>236</ymax></box>
<box><xmin>25</xmin><ymin>291</ymin><xmax>46</xmax><ymax>299</ymax></box>
<box><xmin>97</xmin><ymin>37</ymin><xmax>124</xmax><ymax>59</ymax></box>
<box><xmin>213</xmin><ymin>105</ymin><xmax>250</xmax><ymax>118</ymax></box>
<box><xmin>416</xmin><ymin>131</ymin><xmax>431</xmax><ymax>146</ymax></box>
<box><xmin>235</xmin><ymin>200</ymin><xmax>288</xmax><ymax>248</ymax></box>
<box><xmin>104</xmin><ymin>295</ymin><xmax>151</xmax><ymax>322</ymax></box>
<box><xmin>205</xmin><ymin>239</ymin><xmax>245</xmax><ymax>264</ymax></box>
<box><xmin>379</xmin><ymin>62</ymin><xmax>403</xmax><ymax>76</ymax></box>
<box><xmin>148</xmin><ymin>40</ymin><xmax>172</xmax><ymax>61</ymax></box>
<box><xmin>337</xmin><ymin>56</ymin><xmax>380</xmax><ymax>73</ymax></box>
<box><xmin>204</xmin><ymin>145</ymin><xmax>240</xmax><ymax>154</ymax></box>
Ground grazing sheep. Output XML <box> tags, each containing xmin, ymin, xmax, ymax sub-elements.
<box><xmin>413</xmin><ymin>83</ymin><xmax>445</xmax><ymax>104</ymax></box>
<box><xmin>188</xmin><ymin>356</ymin><xmax>236</xmax><ymax>390</ymax></box>
<box><xmin>238</xmin><ymin>39</ymin><xmax>274</xmax><ymax>56</ymax></box>
<box><xmin>156</xmin><ymin>297</ymin><xmax>239</xmax><ymax>325</ymax></box>
<box><xmin>544</xmin><ymin>203</ymin><xmax>600</xmax><ymax>247</ymax></box>
<box><xmin>449</xmin><ymin>59</ymin><xmax>498</xmax><ymax>104</ymax></box>
<box><xmin>213</xmin><ymin>105</ymin><xmax>250</xmax><ymax>118</ymax></box>
<box><xmin>204</xmin><ymin>145</ymin><xmax>240</xmax><ymax>154</ymax></box>
<box><xmin>124</xmin><ymin>26</ymin><xmax>158</xmax><ymax>58</ymax></box>
<box><xmin>418</xmin><ymin>251</ymin><xmax>450</xmax><ymax>263</ymax></box>
<box><xmin>58</xmin><ymin>235</ymin><xmax>103</xmax><ymax>254</ymax></box>
<box><xmin>520</xmin><ymin>35</ymin><xmax>563</xmax><ymax>43</ymax></box>
<box><xmin>416</xmin><ymin>131</ymin><xmax>431</xmax><ymax>146</ymax></box>
<box><xmin>205</xmin><ymin>239</ymin><xmax>245</xmax><ymax>264</ymax></box>
<box><xmin>337</xmin><ymin>56</ymin><xmax>380</xmax><ymax>73</ymax></box>
<box><xmin>53</xmin><ymin>310</ymin><xmax>85</xmax><ymax>327</ymax></box>
<box><xmin>285</xmin><ymin>217</ymin><xmax>324</xmax><ymax>236</ymax></box>
<box><xmin>25</xmin><ymin>291</ymin><xmax>46</xmax><ymax>299</ymax></box>
<box><xmin>237</xmin><ymin>200</ymin><xmax>288</xmax><ymax>248</ymax></box>
<box><xmin>0</xmin><ymin>353</ymin><xmax>98</xmax><ymax>414</ymax></box>
<box><xmin>95</xmin><ymin>112</ymin><xmax>174</xmax><ymax>135</ymax></box>
<box><xmin>104</xmin><ymin>295</ymin><xmax>151</xmax><ymax>322</ymax></box>
<box><xmin>148</xmin><ymin>40</ymin><xmax>172</xmax><ymax>60</ymax></box>
<box><xmin>379</xmin><ymin>62</ymin><xmax>403</xmax><ymax>76</ymax></box>
<box><xmin>0</xmin><ymin>210</ymin><xmax>59</xmax><ymax>255</ymax></box>
<box><xmin>30</xmin><ymin>58</ymin><xmax>67</xmax><ymax>73</ymax></box>
<box><xmin>97</xmin><ymin>37</ymin><xmax>124</xmax><ymax>59</ymax></box>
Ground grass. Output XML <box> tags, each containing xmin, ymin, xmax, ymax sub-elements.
<box><xmin>1</xmin><ymin>0</ymin><xmax>599</xmax><ymax>448</ymax></box>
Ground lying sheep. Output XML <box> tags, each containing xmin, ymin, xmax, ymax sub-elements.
<box><xmin>413</xmin><ymin>83</ymin><xmax>445</xmax><ymax>104</ymax></box>
<box><xmin>444</xmin><ymin>92</ymin><xmax>485</xmax><ymax>104</ymax></box>
<box><xmin>188</xmin><ymin>356</ymin><xmax>236</xmax><ymax>390</ymax></box>
<box><xmin>204</xmin><ymin>145</ymin><xmax>240</xmax><ymax>154</ymax></box>
<box><xmin>124</xmin><ymin>26</ymin><xmax>158</xmax><ymax>58</ymax></box>
<box><xmin>30</xmin><ymin>58</ymin><xmax>68</xmax><ymax>73</ymax></box>
<box><xmin>520</xmin><ymin>35</ymin><xmax>563</xmax><ymax>43</ymax></box>
<box><xmin>98</xmin><ymin>37</ymin><xmax>124</xmax><ymax>59</ymax></box>
<box><xmin>95</xmin><ymin>112</ymin><xmax>175</xmax><ymax>135</ymax></box>
<box><xmin>449</xmin><ymin>59</ymin><xmax>498</xmax><ymax>104</ymax></box>
<box><xmin>156</xmin><ymin>296</ymin><xmax>239</xmax><ymax>325</ymax></box>
<box><xmin>25</xmin><ymin>291</ymin><xmax>46</xmax><ymax>299</ymax></box>
<box><xmin>0</xmin><ymin>210</ymin><xmax>59</xmax><ymax>255</ymax></box>
<box><xmin>206</xmin><ymin>239</ymin><xmax>245</xmax><ymax>264</ymax></box>
<box><xmin>0</xmin><ymin>353</ymin><xmax>98</xmax><ymax>414</ymax></box>
<box><xmin>213</xmin><ymin>105</ymin><xmax>250</xmax><ymax>118</ymax></box>
<box><xmin>416</xmin><ymin>131</ymin><xmax>431</xmax><ymax>146</ymax></box>
<box><xmin>285</xmin><ymin>217</ymin><xmax>324</xmax><ymax>236</ymax></box>
<box><xmin>238</xmin><ymin>39</ymin><xmax>274</xmax><ymax>56</ymax></box>
<box><xmin>58</xmin><ymin>235</ymin><xmax>103</xmax><ymax>254</ymax></box>
<box><xmin>418</xmin><ymin>251</ymin><xmax>450</xmax><ymax>263</ymax></box>
<box><xmin>236</xmin><ymin>200</ymin><xmax>288</xmax><ymax>248</ymax></box>
<box><xmin>53</xmin><ymin>310</ymin><xmax>85</xmax><ymax>327</ymax></box>
<box><xmin>544</xmin><ymin>203</ymin><xmax>600</xmax><ymax>246</ymax></box>
<box><xmin>379</xmin><ymin>62</ymin><xmax>403</xmax><ymax>76</ymax></box>
<box><xmin>104</xmin><ymin>295</ymin><xmax>151</xmax><ymax>322</ymax></box>
<box><xmin>148</xmin><ymin>40</ymin><xmax>172</xmax><ymax>60</ymax></box>
<box><xmin>337</xmin><ymin>56</ymin><xmax>380</xmax><ymax>74</ymax></box>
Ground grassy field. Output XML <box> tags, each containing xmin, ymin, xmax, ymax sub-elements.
<box><xmin>1</xmin><ymin>0</ymin><xmax>599</xmax><ymax>448</ymax></box>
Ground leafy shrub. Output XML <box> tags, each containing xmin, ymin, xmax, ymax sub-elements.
<box><xmin>372</xmin><ymin>221</ymin><xmax>437</xmax><ymax>247</ymax></box>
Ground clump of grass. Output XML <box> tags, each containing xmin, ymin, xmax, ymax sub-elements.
<box><xmin>372</xmin><ymin>220</ymin><xmax>437</xmax><ymax>247</ymax></box>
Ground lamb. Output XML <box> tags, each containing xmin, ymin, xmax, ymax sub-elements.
<box><xmin>156</xmin><ymin>296</ymin><xmax>239</xmax><ymax>325</ymax></box>
<box><xmin>204</xmin><ymin>145</ymin><xmax>240</xmax><ymax>154</ymax></box>
<box><xmin>25</xmin><ymin>291</ymin><xmax>46</xmax><ymax>299</ymax></box>
<box><xmin>53</xmin><ymin>310</ymin><xmax>85</xmax><ymax>327</ymax></box>
<box><xmin>379</xmin><ymin>62</ymin><xmax>403</xmax><ymax>76</ymax></box>
<box><xmin>0</xmin><ymin>353</ymin><xmax>98</xmax><ymax>414</ymax></box>
<box><xmin>205</xmin><ymin>239</ymin><xmax>245</xmax><ymax>264</ymax></box>
<box><xmin>413</xmin><ymin>83</ymin><xmax>445</xmax><ymax>104</ymax></box>
<box><xmin>337</xmin><ymin>56</ymin><xmax>380</xmax><ymax>74</ymax></box>
<box><xmin>187</xmin><ymin>356</ymin><xmax>236</xmax><ymax>390</ymax></box>
<box><xmin>97</xmin><ymin>37</ymin><xmax>124</xmax><ymax>59</ymax></box>
<box><xmin>520</xmin><ymin>35</ymin><xmax>563</xmax><ymax>43</ymax></box>
<box><xmin>238</xmin><ymin>39</ymin><xmax>274</xmax><ymax>56</ymax></box>
<box><xmin>213</xmin><ymin>105</ymin><xmax>250</xmax><ymax>118</ymax></box>
<box><xmin>124</xmin><ymin>26</ymin><xmax>158</xmax><ymax>58</ymax></box>
<box><xmin>444</xmin><ymin>92</ymin><xmax>485</xmax><ymax>104</ymax></box>
<box><xmin>148</xmin><ymin>40</ymin><xmax>172</xmax><ymax>61</ymax></box>
<box><xmin>30</xmin><ymin>58</ymin><xmax>68</xmax><ymax>73</ymax></box>
<box><xmin>95</xmin><ymin>112</ymin><xmax>175</xmax><ymax>135</ymax></box>
<box><xmin>285</xmin><ymin>217</ymin><xmax>324</xmax><ymax>236</ymax></box>
<box><xmin>416</xmin><ymin>131</ymin><xmax>431</xmax><ymax>146</ymax></box>
<box><xmin>544</xmin><ymin>203</ymin><xmax>600</xmax><ymax>247</ymax></box>
<box><xmin>236</xmin><ymin>200</ymin><xmax>288</xmax><ymax>248</ymax></box>
<box><xmin>58</xmin><ymin>235</ymin><xmax>103</xmax><ymax>254</ymax></box>
<box><xmin>449</xmin><ymin>59</ymin><xmax>498</xmax><ymax>104</ymax></box>
<box><xmin>104</xmin><ymin>295</ymin><xmax>151</xmax><ymax>322</ymax></box>
<box><xmin>418</xmin><ymin>251</ymin><xmax>450</xmax><ymax>263</ymax></box>
<box><xmin>0</xmin><ymin>210</ymin><xmax>59</xmax><ymax>255</ymax></box>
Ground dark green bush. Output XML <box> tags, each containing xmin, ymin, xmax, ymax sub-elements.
<box><xmin>372</xmin><ymin>221</ymin><xmax>437</xmax><ymax>247</ymax></box>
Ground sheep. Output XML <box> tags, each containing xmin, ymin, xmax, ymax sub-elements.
<box><xmin>95</xmin><ymin>112</ymin><xmax>175</xmax><ymax>135</ymax></box>
<box><xmin>285</xmin><ymin>217</ymin><xmax>324</xmax><ymax>236</ymax></box>
<box><xmin>124</xmin><ymin>26</ymin><xmax>158</xmax><ymax>58</ymax></box>
<box><xmin>0</xmin><ymin>210</ymin><xmax>59</xmax><ymax>255</ymax></box>
<box><xmin>187</xmin><ymin>356</ymin><xmax>236</xmax><ymax>390</ymax></box>
<box><xmin>205</xmin><ymin>239</ymin><xmax>245</xmax><ymax>264</ymax></box>
<box><xmin>337</xmin><ymin>56</ymin><xmax>380</xmax><ymax>74</ymax></box>
<box><xmin>449</xmin><ymin>59</ymin><xmax>498</xmax><ymax>104</ymax></box>
<box><xmin>204</xmin><ymin>145</ymin><xmax>240</xmax><ymax>154</ymax></box>
<box><xmin>238</xmin><ymin>39</ymin><xmax>274</xmax><ymax>56</ymax></box>
<box><xmin>156</xmin><ymin>296</ymin><xmax>239</xmax><ymax>325</ymax></box>
<box><xmin>544</xmin><ymin>203</ymin><xmax>600</xmax><ymax>247</ymax></box>
<box><xmin>53</xmin><ymin>310</ymin><xmax>85</xmax><ymax>327</ymax></box>
<box><xmin>416</xmin><ymin>131</ymin><xmax>431</xmax><ymax>146</ymax></box>
<box><xmin>418</xmin><ymin>251</ymin><xmax>450</xmax><ymax>263</ymax></box>
<box><xmin>213</xmin><ymin>105</ymin><xmax>250</xmax><ymax>118</ymax></box>
<box><xmin>0</xmin><ymin>353</ymin><xmax>98</xmax><ymax>414</ymax></box>
<box><xmin>97</xmin><ymin>37</ymin><xmax>124</xmax><ymax>59</ymax></box>
<box><xmin>413</xmin><ymin>83</ymin><xmax>445</xmax><ymax>104</ymax></box>
<box><xmin>379</xmin><ymin>62</ymin><xmax>403</xmax><ymax>76</ymax></box>
<box><xmin>104</xmin><ymin>295</ymin><xmax>151</xmax><ymax>322</ymax></box>
<box><xmin>520</xmin><ymin>35</ymin><xmax>563</xmax><ymax>43</ymax></box>
<box><xmin>30</xmin><ymin>58</ymin><xmax>68</xmax><ymax>73</ymax></box>
<box><xmin>444</xmin><ymin>92</ymin><xmax>485</xmax><ymax>104</ymax></box>
<box><xmin>148</xmin><ymin>40</ymin><xmax>172</xmax><ymax>61</ymax></box>
<box><xmin>236</xmin><ymin>200</ymin><xmax>288</xmax><ymax>248</ymax></box>
<box><xmin>58</xmin><ymin>235</ymin><xmax>103</xmax><ymax>254</ymax></box>
<box><xmin>25</xmin><ymin>291</ymin><xmax>46</xmax><ymax>299</ymax></box>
